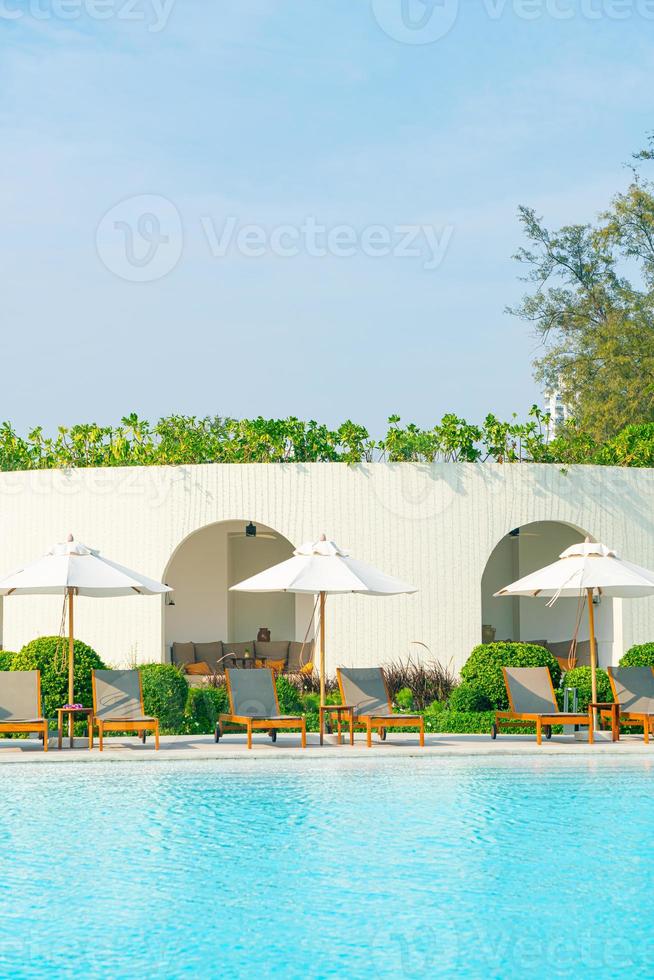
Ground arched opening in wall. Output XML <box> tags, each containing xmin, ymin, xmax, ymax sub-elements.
<box><xmin>163</xmin><ymin>520</ymin><xmax>314</xmax><ymax>661</ymax></box>
<box><xmin>481</xmin><ymin>521</ymin><xmax>622</xmax><ymax>668</ymax></box>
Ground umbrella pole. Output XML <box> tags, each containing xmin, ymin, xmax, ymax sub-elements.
<box><xmin>319</xmin><ymin>591</ymin><xmax>326</xmax><ymax>706</ymax></box>
<box><xmin>68</xmin><ymin>589</ymin><xmax>74</xmax><ymax>740</ymax></box>
<box><xmin>587</xmin><ymin>588</ymin><xmax>598</xmax><ymax>732</ymax></box>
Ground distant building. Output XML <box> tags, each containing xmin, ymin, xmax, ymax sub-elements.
<box><xmin>544</xmin><ymin>387</ymin><xmax>571</xmax><ymax>440</ymax></box>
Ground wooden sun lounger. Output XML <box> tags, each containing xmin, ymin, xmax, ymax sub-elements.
<box><xmin>218</xmin><ymin>668</ymin><xmax>306</xmax><ymax>749</ymax></box>
<box><xmin>605</xmin><ymin>667</ymin><xmax>654</xmax><ymax>743</ymax></box>
<box><xmin>336</xmin><ymin>666</ymin><xmax>425</xmax><ymax>747</ymax></box>
<box><xmin>91</xmin><ymin>669</ymin><xmax>160</xmax><ymax>751</ymax></box>
<box><xmin>0</xmin><ymin>670</ymin><xmax>48</xmax><ymax>751</ymax></box>
<box><xmin>493</xmin><ymin>666</ymin><xmax>595</xmax><ymax>745</ymax></box>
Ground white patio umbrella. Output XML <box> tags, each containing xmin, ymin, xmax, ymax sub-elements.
<box><xmin>230</xmin><ymin>535</ymin><xmax>417</xmax><ymax>703</ymax></box>
<box><xmin>0</xmin><ymin>535</ymin><xmax>171</xmax><ymax>707</ymax></box>
<box><xmin>495</xmin><ymin>539</ymin><xmax>654</xmax><ymax>726</ymax></box>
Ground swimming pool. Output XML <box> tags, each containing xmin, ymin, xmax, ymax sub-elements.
<box><xmin>1</xmin><ymin>757</ymin><xmax>653</xmax><ymax>979</ymax></box>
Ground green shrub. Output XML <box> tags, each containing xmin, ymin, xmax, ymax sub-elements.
<box><xmin>560</xmin><ymin>666</ymin><xmax>612</xmax><ymax>711</ymax></box>
<box><xmin>11</xmin><ymin>637</ymin><xmax>105</xmax><ymax>719</ymax></box>
<box><xmin>448</xmin><ymin>683</ymin><xmax>492</xmax><ymax>712</ymax></box>
<box><xmin>183</xmin><ymin>685</ymin><xmax>228</xmax><ymax>734</ymax></box>
<box><xmin>139</xmin><ymin>664</ymin><xmax>188</xmax><ymax>734</ymax></box>
<box><xmin>460</xmin><ymin>642</ymin><xmax>561</xmax><ymax>709</ymax></box>
<box><xmin>423</xmin><ymin>703</ymin><xmax>496</xmax><ymax>734</ymax></box>
<box><xmin>620</xmin><ymin>643</ymin><xmax>654</xmax><ymax>667</ymax></box>
<box><xmin>395</xmin><ymin>687</ymin><xmax>414</xmax><ymax>711</ymax></box>
<box><xmin>0</xmin><ymin>650</ymin><xmax>16</xmax><ymax>671</ymax></box>
<box><xmin>275</xmin><ymin>675</ymin><xmax>302</xmax><ymax>714</ymax></box>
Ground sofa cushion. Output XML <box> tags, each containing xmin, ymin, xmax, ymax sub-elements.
<box><xmin>186</xmin><ymin>661</ymin><xmax>213</xmax><ymax>676</ymax></box>
<box><xmin>193</xmin><ymin>641</ymin><xmax>223</xmax><ymax>672</ymax></box>
<box><xmin>171</xmin><ymin>641</ymin><xmax>195</xmax><ymax>668</ymax></box>
<box><xmin>288</xmin><ymin>640</ymin><xmax>314</xmax><ymax>671</ymax></box>
<box><xmin>254</xmin><ymin>641</ymin><xmax>289</xmax><ymax>661</ymax></box>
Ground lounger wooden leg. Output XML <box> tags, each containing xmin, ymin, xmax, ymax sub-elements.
<box><xmin>337</xmin><ymin>712</ymin><xmax>342</xmax><ymax>745</ymax></box>
<box><xmin>57</xmin><ymin>713</ymin><xmax>63</xmax><ymax>751</ymax></box>
<box><xmin>588</xmin><ymin>715</ymin><xmax>594</xmax><ymax>745</ymax></box>
<box><xmin>536</xmin><ymin>718</ymin><xmax>542</xmax><ymax>746</ymax></box>
<box><xmin>419</xmin><ymin>718</ymin><xmax>425</xmax><ymax>748</ymax></box>
<box><xmin>99</xmin><ymin>723</ymin><xmax>104</xmax><ymax>752</ymax></box>
<box><xmin>366</xmin><ymin>719</ymin><xmax>372</xmax><ymax>748</ymax></box>
<box><xmin>155</xmin><ymin>722</ymin><xmax>160</xmax><ymax>751</ymax></box>
<box><xmin>247</xmin><ymin>720</ymin><xmax>252</xmax><ymax>750</ymax></box>
<box><xmin>644</xmin><ymin>717</ymin><xmax>650</xmax><ymax>744</ymax></box>
<box><xmin>349</xmin><ymin>711</ymin><xmax>354</xmax><ymax>746</ymax></box>
<box><xmin>301</xmin><ymin>720</ymin><xmax>306</xmax><ymax>749</ymax></box>
<box><xmin>88</xmin><ymin>718</ymin><xmax>93</xmax><ymax>750</ymax></box>
<box><xmin>43</xmin><ymin>724</ymin><xmax>48</xmax><ymax>752</ymax></box>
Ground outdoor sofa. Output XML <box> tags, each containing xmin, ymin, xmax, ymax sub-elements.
<box><xmin>492</xmin><ymin>666</ymin><xmax>596</xmax><ymax>744</ymax></box>
<box><xmin>171</xmin><ymin>640</ymin><xmax>314</xmax><ymax>683</ymax></box>
<box><xmin>91</xmin><ymin>669</ymin><xmax>160</xmax><ymax>750</ymax></box>
<box><xmin>0</xmin><ymin>670</ymin><xmax>49</xmax><ymax>751</ymax></box>
<box><xmin>217</xmin><ymin>667</ymin><xmax>306</xmax><ymax>748</ymax></box>
<box><xmin>336</xmin><ymin>666</ymin><xmax>425</xmax><ymax>747</ymax></box>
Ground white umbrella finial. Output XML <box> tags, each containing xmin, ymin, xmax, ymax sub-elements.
<box><xmin>67</xmin><ymin>533</ymin><xmax>74</xmax><ymax>542</ymax></box>
<box><xmin>319</xmin><ymin>533</ymin><xmax>326</xmax><ymax>541</ymax></box>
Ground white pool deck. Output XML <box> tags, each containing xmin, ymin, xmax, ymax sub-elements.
<box><xmin>2</xmin><ymin>732</ymin><xmax>654</xmax><ymax>763</ymax></box>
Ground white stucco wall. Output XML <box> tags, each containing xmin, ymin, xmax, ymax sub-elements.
<box><xmin>0</xmin><ymin>462</ymin><xmax>653</xmax><ymax>674</ymax></box>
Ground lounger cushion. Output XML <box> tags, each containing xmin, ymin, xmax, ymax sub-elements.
<box><xmin>0</xmin><ymin>670</ymin><xmax>40</xmax><ymax>721</ymax></box>
<box><xmin>288</xmin><ymin>641</ymin><xmax>314</xmax><ymax>671</ymax></box>
<box><xmin>254</xmin><ymin>641</ymin><xmax>289</xmax><ymax>661</ymax></box>
<box><xmin>171</xmin><ymin>642</ymin><xmax>195</xmax><ymax>668</ymax></box>
<box><xmin>338</xmin><ymin>667</ymin><xmax>392</xmax><ymax>717</ymax></box>
<box><xmin>503</xmin><ymin>667</ymin><xmax>558</xmax><ymax>714</ymax></box>
<box><xmin>193</xmin><ymin>642</ymin><xmax>223</xmax><ymax>671</ymax></box>
<box><xmin>609</xmin><ymin>667</ymin><xmax>654</xmax><ymax>714</ymax></box>
<box><xmin>226</xmin><ymin>668</ymin><xmax>277</xmax><ymax>717</ymax></box>
<box><xmin>93</xmin><ymin>670</ymin><xmax>145</xmax><ymax>720</ymax></box>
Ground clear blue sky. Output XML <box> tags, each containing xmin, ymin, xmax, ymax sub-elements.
<box><xmin>1</xmin><ymin>1</ymin><xmax>651</xmax><ymax>434</ymax></box>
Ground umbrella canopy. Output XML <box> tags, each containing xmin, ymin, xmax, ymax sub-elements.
<box><xmin>230</xmin><ymin>536</ymin><xmax>417</xmax><ymax>596</ymax></box>
<box><xmin>0</xmin><ymin>535</ymin><xmax>171</xmax><ymax>709</ymax></box>
<box><xmin>494</xmin><ymin>541</ymin><xmax>654</xmax><ymax>600</ymax></box>
<box><xmin>494</xmin><ymin>540</ymin><xmax>654</xmax><ymax>730</ymax></box>
<box><xmin>231</xmin><ymin>535</ymin><xmax>417</xmax><ymax>703</ymax></box>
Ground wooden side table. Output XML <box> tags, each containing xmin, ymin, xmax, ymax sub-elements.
<box><xmin>57</xmin><ymin>707</ymin><xmax>93</xmax><ymax>750</ymax></box>
<box><xmin>592</xmin><ymin>701</ymin><xmax>620</xmax><ymax>742</ymax></box>
<box><xmin>320</xmin><ymin>704</ymin><xmax>355</xmax><ymax>746</ymax></box>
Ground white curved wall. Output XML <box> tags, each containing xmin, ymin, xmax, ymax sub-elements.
<box><xmin>0</xmin><ymin>462</ymin><xmax>652</xmax><ymax>673</ymax></box>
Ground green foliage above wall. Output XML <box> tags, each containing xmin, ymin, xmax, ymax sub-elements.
<box><xmin>0</xmin><ymin>410</ymin><xmax>653</xmax><ymax>471</ymax></box>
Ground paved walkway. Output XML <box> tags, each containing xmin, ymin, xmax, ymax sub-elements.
<box><xmin>1</xmin><ymin>731</ymin><xmax>653</xmax><ymax>763</ymax></box>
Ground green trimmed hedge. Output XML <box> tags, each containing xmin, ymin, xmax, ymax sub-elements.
<box><xmin>560</xmin><ymin>666</ymin><xmax>612</xmax><ymax>711</ymax></box>
<box><xmin>620</xmin><ymin>643</ymin><xmax>654</xmax><ymax>667</ymax></box>
<box><xmin>11</xmin><ymin>637</ymin><xmax>105</xmax><ymax>719</ymax></box>
<box><xmin>138</xmin><ymin>664</ymin><xmax>188</xmax><ymax>734</ymax></box>
<box><xmin>423</xmin><ymin>702</ymin><xmax>495</xmax><ymax>733</ymax></box>
<box><xmin>460</xmin><ymin>642</ymin><xmax>561</xmax><ymax>709</ymax></box>
<box><xmin>0</xmin><ymin>650</ymin><xmax>16</xmax><ymax>671</ymax></box>
<box><xmin>448</xmin><ymin>683</ymin><xmax>492</xmax><ymax>712</ymax></box>
<box><xmin>183</xmin><ymin>686</ymin><xmax>229</xmax><ymax>734</ymax></box>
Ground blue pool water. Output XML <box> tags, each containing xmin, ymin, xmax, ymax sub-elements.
<box><xmin>1</xmin><ymin>757</ymin><xmax>654</xmax><ymax>979</ymax></box>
